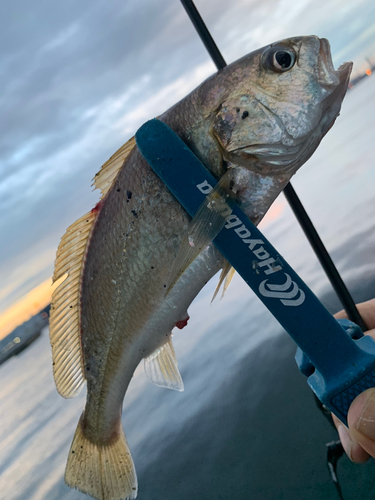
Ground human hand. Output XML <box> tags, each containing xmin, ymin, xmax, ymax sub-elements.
<box><xmin>333</xmin><ymin>298</ymin><xmax>375</xmax><ymax>462</ymax></box>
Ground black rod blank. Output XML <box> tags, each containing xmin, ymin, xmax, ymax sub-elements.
<box><xmin>283</xmin><ymin>186</ymin><xmax>368</xmax><ymax>331</ymax></box>
<box><xmin>180</xmin><ymin>0</ymin><xmax>368</xmax><ymax>331</ymax></box>
<box><xmin>181</xmin><ymin>0</ymin><xmax>226</xmax><ymax>70</ymax></box>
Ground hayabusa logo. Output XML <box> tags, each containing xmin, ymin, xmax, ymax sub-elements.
<box><xmin>259</xmin><ymin>273</ymin><xmax>305</xmax><ymax>306</ymax></box>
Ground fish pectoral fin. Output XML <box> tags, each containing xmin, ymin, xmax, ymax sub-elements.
<box><xmin>222</xmin><ymin>265</ymin><xmax>236</xmax><ymax>297</ymax></box>
<box><xmin>212</xmin><ymin>261</ymin><xmax>231</xmax><ymax>302</ymax></box>
<box><xmin>144</xmin><ymin>338</ymin><xmax>184</xmax><ymax>392</ymax></box>
<box><xmin>166</xmin><ymin>169</ymin><xmax>236</xmax><ymax>293</ymax></box>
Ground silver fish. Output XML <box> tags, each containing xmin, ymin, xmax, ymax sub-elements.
<box><xmin>49</xmin><ymin>36</ymin><xmax>352</xmax><ymax>500</ymax></box>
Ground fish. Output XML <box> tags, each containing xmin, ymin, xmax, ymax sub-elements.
<box><xmin>49</xmin><ymin>36</ymin><xmax>352</xmax><ymax>500</ymax></box>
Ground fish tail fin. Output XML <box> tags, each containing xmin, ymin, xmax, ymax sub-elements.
<box><xmin>65</xmin><ymin>415</ymin><xmax>138</xmax><ymax>500</ymax></box>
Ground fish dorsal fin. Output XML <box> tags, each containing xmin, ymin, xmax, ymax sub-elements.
<box><xmin>92</xmin><ymin>136</ymin><xmax>136</xmax><ymax>198</ymax></box>
<box><xmin>50</xmin><ymin>210</ymin><xmax>97</xmax><ymax>398</ymax></box>
<box><xmin>50</xmin><ymin>136</ymin><xmax>136</xmax><ymax>399</ymax></box>
<box><xmin>144</xmin><ymin>338</ymin><xmax>184</xmax><ymax>392</ymax></box>
<box><xmin>212</xmin><ymin>263</ymin><xmax>236</xmax><ymax>302</ymax></box>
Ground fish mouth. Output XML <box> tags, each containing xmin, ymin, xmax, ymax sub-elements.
<box><xmin>318</xmin><ymin>38</ymin><xmax>352</xmax><ymax>134</ymax></box>
<box><xmin>318</xmin><ymin>38</ymin><xmax>352</xmax><ymax>93</ymax></box>
<box><xmin>318</xmin><ymin>38</ymin><xmax>340</xmax><ymax>88</ymax></box>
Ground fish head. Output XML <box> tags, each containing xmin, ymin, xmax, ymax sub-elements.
<box><xmin>211</xmin><ymin>36</ymin><xmax>352</xmax><ymax>176</ymax></box>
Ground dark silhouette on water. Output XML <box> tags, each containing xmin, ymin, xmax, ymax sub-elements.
<box><xmin>0</xmin><ymin>304</ymin><xmax>50</xmax><ymax>365</ymax></box>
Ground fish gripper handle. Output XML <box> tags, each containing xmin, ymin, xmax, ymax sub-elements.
<box><xmin>135</xmin><ymin>118</ymin><xmax>375</xmax><ymax>427</ymax></box>
<box><xmin>296</xmin><ymin>318</ymin><xmax>375</xmax><ymax>425</ymax></box>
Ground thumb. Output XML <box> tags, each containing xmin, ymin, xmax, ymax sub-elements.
<box><xmin>347</xmin><ymin>388</ymin><xmax>375</xmax><ymax>458</ymax></box>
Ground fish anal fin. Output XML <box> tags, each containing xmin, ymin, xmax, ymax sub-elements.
<box><xmin>92</xmin><ymin>136</ymin><xmax>136</xmax><ymax>199</ymax></box>
<box><xmin>50</xmin><ymin>210</ymin><xmax>97</xmax><ymax>399</ymax></box>
<box><xmin>65</xmin><ymin>415</ymin><xmax>137</xmax><ymax>500</ymax></box>
<box><xmin>144</xmin><ymin>338</ymin><xmax>184</xmax><ymax>392</ymax></box>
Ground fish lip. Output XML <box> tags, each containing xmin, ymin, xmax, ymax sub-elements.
<box><xmin>318</xmin><ymin>39</ymin><xmax>335</xmax><ymax>77</ymax></box>
<box><xmin>318</xmin><ymin>38</ymin><xmax>352</xmax><ymax>89</ymax></box>
<box><xmin>317</xmin><ymin>38</ymin><xmax>352</xmax><ymax>135</ymax></box>
<box><xmin>318</xmin><ymin>61</ymin><xmax>352</xmax><ymax>136</ymax></box>
<box><xmin>336</xmin><ymin>60</ymin><xmax>353</xmax><ymax>84</ymax></box>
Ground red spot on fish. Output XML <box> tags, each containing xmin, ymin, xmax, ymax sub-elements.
<box><xmin>91</xmin><ymin>200</ymin><xmax>104</xmax><ymax>214</ymax></box>
<box><xmin>175</xmin><ymin>316</ymin><xmax>189</xmax><ymax>330</ymax></box>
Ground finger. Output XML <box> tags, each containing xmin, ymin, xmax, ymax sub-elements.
<box><xmin>356</xmin><ymin>298</ymin><xmax>375</xmax><ymax>328</ymax></box>
<box><xmin>334</xmin><ymin>298</ymin><xmax>375</xmax><ymax>329</ymax></box>
<box><xmin>363</xmin><ymin>328</ymin><xmax>375</xmax><ymax>341</ymax></box>
<box><xmin>332</xmin><ymin>413</ymin><xmax>370</xmax><ymax>463</ymax></box>
<box><xmin>347</xmin><ymin>388</ymin><xmax>375</xmax><ymax>460</ymax></box>
<box><xmin>334</xmin><ymin>310</ymin><xmax>349</xmax><ymax>320</ymax></box>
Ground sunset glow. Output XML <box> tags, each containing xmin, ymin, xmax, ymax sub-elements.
<box><xmin>0</xmin><ymin>277</ymin><xmax>55</xmax><ymax>341</ymax></box>
<box><xmin>259</xmin><ymin>198</ymin><xmax>286</xmax><ymax>227</ymax></box>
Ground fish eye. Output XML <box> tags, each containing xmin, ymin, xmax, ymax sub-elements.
<box><xmin>274</xmin><ymin>51</ymin><xmax>295</xmax><ymax>70</ymax></box>
<box><xmin>262</xmin><ymin>47</ymin><xmax>296</xmax><ymax>73</ymax></box>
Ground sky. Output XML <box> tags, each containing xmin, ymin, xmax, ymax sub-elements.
<box><xmin>1</xmin><ymin>0</ymin><xmax>375</xmax><ymax>338</ymax></box>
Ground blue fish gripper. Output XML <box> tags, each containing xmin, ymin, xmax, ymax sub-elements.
<box><xmin>135</xmin><ymin>118</ymin><xmax>375</xmax><ymax>426</ymax></box>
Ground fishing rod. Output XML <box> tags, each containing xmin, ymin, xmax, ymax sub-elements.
<box><xmin>180</xmin><ymin>0</ymin><xmax>368</xmax><ymax>332</ymax></box>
